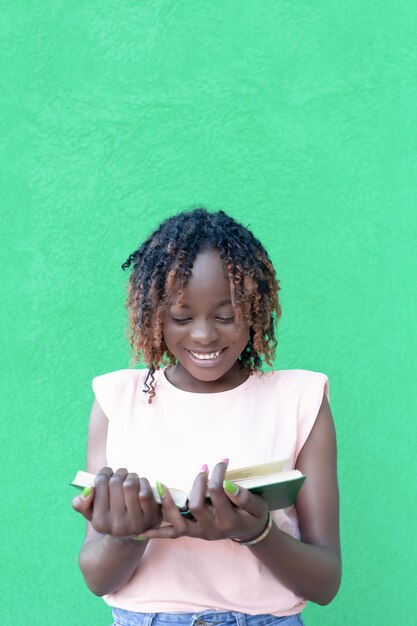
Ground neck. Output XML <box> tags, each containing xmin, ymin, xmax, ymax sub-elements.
<box><xmin>164</xmin><ymin>362</ymin><xmax>250</xmax><ymax>393</ymax></box>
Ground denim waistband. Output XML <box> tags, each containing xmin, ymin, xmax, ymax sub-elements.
<box><xmin>111</xmin><ymin>608</ymin><xmax>304</xmax><ymax>626</ymax></box>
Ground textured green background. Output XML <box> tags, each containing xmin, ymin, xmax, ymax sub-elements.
<box><xmin>2</xmin><ymin>2</ymin><xmax>417</xmax><ymax>625</ymax></box>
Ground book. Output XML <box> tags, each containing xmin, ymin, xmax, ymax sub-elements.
<box><xmin>71</xmin><ymin>461</ymin><xmax>306</xmax><ymax>515</ymax></box>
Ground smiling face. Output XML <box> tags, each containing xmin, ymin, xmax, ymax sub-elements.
<box><xmin>162</xmin><ymin>249</ymin><xmax>251</xmax><ymax>392</ymax></box>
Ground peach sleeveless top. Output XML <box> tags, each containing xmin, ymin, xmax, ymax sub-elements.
<box><xmin>92</xmin><ymin>367</ymin><xmax>329</xmax><ymax>616</ymax></box>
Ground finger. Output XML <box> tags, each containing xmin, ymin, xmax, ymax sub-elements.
<box><xmin>109</xmin><ymin>468</ymin><xmax>129</xmax><ymax>514</ymax></box>
<box><xmin>187</xmin><ymin>465</ymin><xmax>213</xmax><ymax>526</ymax></box>
<box><xmin>136</xmin><ymin>525</ymin><xmax>178</xmax><ymax>540</ymax></box>
<box><xmin>93</xmin><ymin>467</ymin><xmax>113</xmax><ymax>516</ymax></box>
<box><xmin>207</xmin><ymin>460</ymin><xmax>234</xmax><ymax>525</ymax></box>
<box><xmin>138</xmin><ymin>477</ymin><xmax>159</xmax><ymax>516</ymax></box>
<box><xmin>71</xmin><ymin>485</ymin><xmax>94</xmax><ymax>521</ymax></box>
<box><xmin>208</xmin><ymin>459</ymin><xmax>230</xmax><ymax>490</ymax></box>
<box><xmin>122</xmin><ymin>472</ymin><xmax>141</xmax><ymax>519</ymax></box>
<box><xmin>157</xmin><ymin>483</ymin><xmax>188</xmax><ymax>535</ymax></box>
<box><xmin>223</xmin><ymin>482</ymin><xmax>268</xmax><ymax>518</ymax></box>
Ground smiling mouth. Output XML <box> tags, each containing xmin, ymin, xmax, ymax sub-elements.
<box><xmin>186</xmin><ymin>349</ymin><xmax>225</xmax><ymax>361</ymax></box>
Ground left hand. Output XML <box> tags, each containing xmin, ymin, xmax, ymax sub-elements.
<box><xmin>137</xmin><ymin>460</ymin><xmax>270</xmax><ymax>542</ymax></box>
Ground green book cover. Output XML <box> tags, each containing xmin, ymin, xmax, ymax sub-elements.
<box><xmin>247</xmin><ymin>474</ymin><xmax>306</xmax><ymax>510</ymax></box>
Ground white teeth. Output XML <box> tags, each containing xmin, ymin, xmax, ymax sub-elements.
<box><xmin>190</xmin><ymin>350</ymin><xmax>221</xmax><ymax>360</ymax></box>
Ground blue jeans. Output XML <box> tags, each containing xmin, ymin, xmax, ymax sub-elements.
<box><xmin>111</xmin><ymin>608</ymin><xmax>304</xmax><ymax>626</ymax></box>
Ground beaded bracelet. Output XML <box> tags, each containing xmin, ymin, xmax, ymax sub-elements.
<box><xmin>231</xmin><ymin>514</ymin><xmax>273</xmax><ymax>546</ymax></box>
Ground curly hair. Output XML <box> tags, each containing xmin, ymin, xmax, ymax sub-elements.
<box><xmin>121</xmin><ymin>208</ymin><xmax>282</xmax><ymax>402</ymax></box>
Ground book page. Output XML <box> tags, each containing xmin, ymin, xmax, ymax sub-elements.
<box><xmin>225</xmin><ymin>459</ymin><xmax>285</xmax><ymax>481</ymax></box>
<box><xmin>235</xmin><ymin>469</ymin><xmax>303</xmax><ymax>489</ymax></box>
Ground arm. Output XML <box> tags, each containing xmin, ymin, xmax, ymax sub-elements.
<box><xmin>247</xmin><ymin>393</ymin><xmax>341</xmax><ymax>605</ymax></box>
<box><xmin>72</xmin><ymin>399</ymin><xmax>161</xmax><ymax>597</ymax></box>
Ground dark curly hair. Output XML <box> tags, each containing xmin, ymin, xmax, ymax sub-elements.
<box><xmin>121</xmin><ymin>208</ymin><xmax>282</xmax><ymax>402</ymax></box>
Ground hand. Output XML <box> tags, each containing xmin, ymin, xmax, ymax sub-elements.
<box><xmin>72</xmin><ymin>467</ymin><xmax>162</xmax><ymax>538</ymax></box>
<box><xmin>137</xmin><ymin>461</ymin><xmax>270</xmax><ymax>542</ymax></box>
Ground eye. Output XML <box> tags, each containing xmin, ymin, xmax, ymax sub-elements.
<box><xmin>216</xmin><ymin>316</ymin><xmax>235</xmax><ymax>323</ymax></box>
<box><xmin>171</xmin><ymin>317</ymin><xmax>192</xmax><ymax>324</ymax></box>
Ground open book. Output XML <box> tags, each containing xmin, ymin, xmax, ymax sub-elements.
<box><xmin>71</xmin><ymin>461</ymin><xmax>305</xmax><ymax>515</ymax></box>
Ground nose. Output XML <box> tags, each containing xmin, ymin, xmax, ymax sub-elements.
<box><xmin>189</xmin><ymin>318</ymin><xmax>219</xmax><ymax>345</ymax></box>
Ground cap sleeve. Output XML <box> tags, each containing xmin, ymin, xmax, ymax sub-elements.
<box><xmin>92</xmin><ymin>371</ymin><xmax>120</xmax><ymax>421</ymax></box>
<box><xmin>295</xmin><ymin>371</ymin><xmax>330</xmax><ymax>461</ymax></box>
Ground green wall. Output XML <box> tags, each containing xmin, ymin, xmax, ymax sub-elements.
<box><xmin>2</xmin><ymin>2</ymin><xmax>416</xmax><ymax>624</ymax></box>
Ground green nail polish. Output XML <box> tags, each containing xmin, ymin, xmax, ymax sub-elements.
<box><xmin>223</xmin><ymin>480</ymin><xmax>239</xmax><ymax>495</ymax></box>
<box><xmin>156</xmin><ymin>481</ymin><xmax>165</xmax><ymax>498</ymax></box>
<box><xmin>132</xmin><ymin>535</ymin><xmax>147</xmax><ymax>541</ymax></box>
<box><xmin>81</xmin><ymin>485</ymin><xmax>92</xmax><ymax>498</ymax></box>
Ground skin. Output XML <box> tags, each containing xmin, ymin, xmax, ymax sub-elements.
<box><xmin>72</xmin><ymin>249</ymin><xmax>341</xmax><ymax>604</ymax></box>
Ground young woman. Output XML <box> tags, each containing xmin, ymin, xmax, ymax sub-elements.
<box><xmin>72</xmin><ymin>208</ymin><xmax>341</xmax><ymax>626</ymax></box>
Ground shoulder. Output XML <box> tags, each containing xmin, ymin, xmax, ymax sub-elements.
<box><xmin>274</xmin><ymin>369</ymin><xmax>330</xmax><ymax>413</ymax></box>
<box><xmin>92</xmin><ymin>368</ymin><xmax>150</xmax><ymax>387</ymax></box>
<box><xmin>91</xmin><ymin>368</ymin><xmax>153</xmax><ymax>418</ymax></box>
<box><xmin>254</xmin><ymin>368</ymin><xmax>329</xmax><ymax>395</ymax></box>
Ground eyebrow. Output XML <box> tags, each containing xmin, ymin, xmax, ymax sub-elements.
<box><xmin>172</xmin><ymin>299</ymin><xmax>232</xmax><ymax>309</ymax></box>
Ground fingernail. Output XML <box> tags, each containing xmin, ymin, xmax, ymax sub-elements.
<box><xmin>223</xmin><ymin>480</ymin><xmax>239</xmax><ymax>495</ymax></box>
<box><xmin>156</xmin><ymin>481</ymin><xmax>165</xmax><ymax>498</ymax></box>
<box><xmin>81</xmin><ymin>485</ymin><xmax>93</xmax><ymax>499</ymax></box>
<box><xmin>132</xmin><ymin>535</ymin><xmax>147</xmax><ymax>541</ymax></box>
<box><xmin>200</xmin><ymin>464</ymin><xmax>209</xmax><ymax>473</ymax></box>
<box><xmin>221</xmin><ymin>458</ymin><xmax>229</xmax><ymax>464</ymax></box>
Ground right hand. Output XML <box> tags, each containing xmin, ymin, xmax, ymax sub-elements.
<box><xmin>72</xmin><ymin>467</ymin><xmax>162</xmax><ymax>538</ymax></box>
